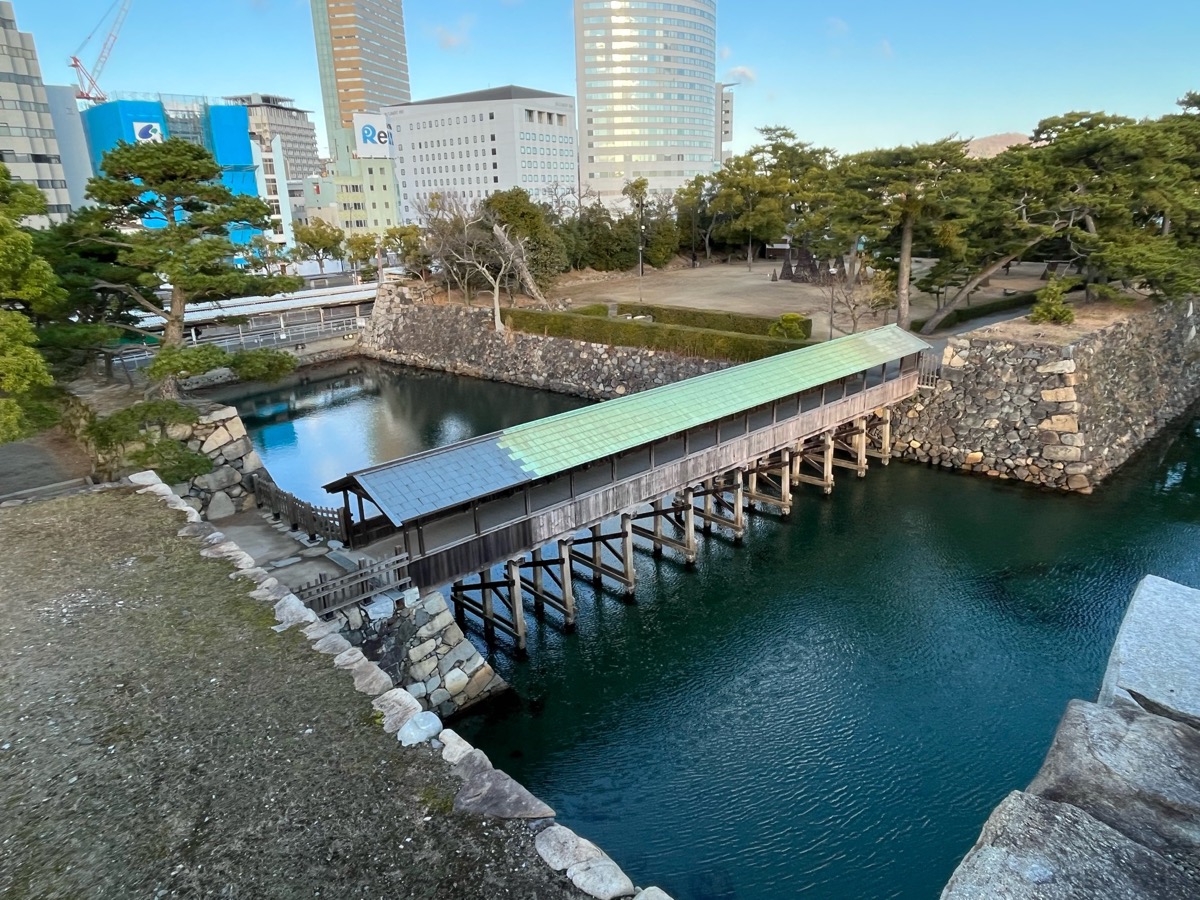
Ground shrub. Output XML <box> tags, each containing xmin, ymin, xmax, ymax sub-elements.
<box><xmin>86</xmin><ymin>399</ymin><xmax>198</xmax><ymax>451</ymax></box>
<box><xmin>500</xmin><ymin>308</ymin><xmax>811</xmax><ymax>361</ymax></box>
<box><xmin>147</xmin><ymin>345</ymin><xmax>296</xmax><ymax>384</ymax></box>
<box><xmin>615</xmin><ymin>303</ymin><xmax>810</xmax><ymax>338</ymax></box>
<box><xmin>768</xmin><ymin>313</ymin><xmax>811</xmax><ymax>340</ymax></box>
<box><xmin>1029</xmin><ymin>278</ymin><xmax>1076</xmax><ymax>325</ymax></box>
<box><xmin>128</xmin><ymin>440</ymin><xmax>212</xmax><ymax>484</ymax></box>
<box><xmin>572</xmin><ymin>303</ymin><xmax>610</xmax><ymax>317</ymax></box>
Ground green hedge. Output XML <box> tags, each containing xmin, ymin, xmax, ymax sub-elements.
<box><xmin>614</xmin><ymin>303</ymin><xmax>812</xmax><ymax>340</ymax></box>
<box><xmin>572</xmin><ymin>303</ymin><xmax>610</xmax><ymax>317</ymax></box>
<box><xmin>501</xmin><ymin>308</ymin><xmax>812</xmax><ymax>362</ymax></box>
<box><xmin>911</xmin><ymin>291</ymin><xmax>1037</xmax><ymax>332</ymax></box>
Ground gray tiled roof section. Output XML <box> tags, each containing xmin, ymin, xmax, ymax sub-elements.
<box><xmin>355</xmin><ymin>438</ymin><xmax>528</xmax><ymax>525</ymax></box>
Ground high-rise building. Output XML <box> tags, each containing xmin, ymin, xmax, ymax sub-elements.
<box><xmin>574</xmin><ymin>0</ymin><xmax>725</xmax><ymax>202</ymax></box>
<box><xmin>44</xmin><ymin>85</ymin><xmax>92</xmax><ymax>211</ymax></box>
<box><xmin>224</xmin><ymin>94</ymin><xmax>321</xmax><ymax>245</ymax></box>
<box><xmin>308</xmin><ymin>0</ymin><xmax>411</xmax><ymax>235</ymax></box>
<box><xmin>383</xmin><ymin>86</ymin><xmax>578</xmax><ymax>225</ymax></box>
<box><xmin>224</xmin><ymin>94</ymin><xmax>321</xmax><ymax>181</ymax></box>
<box><xmin>82</xmin><ymin>95</ymin><xmax>260</xmax><ymax>242</ymax></box>
<box><xmin>0</xmin><ymin>1</ymin><xmax>70</xmax><ymax>226</ymax></box>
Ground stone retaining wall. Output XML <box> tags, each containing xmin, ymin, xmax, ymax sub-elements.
<box><xmin>893</xmin><ymin>302</ymin><xmax>1200</xmax><ymax>491</ymax></box>
<box><xmin>328</xmin><ymin>589</ymin><xmax>508</xmax><ymax>718</ymax></box>
<box><xmin>361</xmin><ymin>284</ymin><xmax>729</xmax><ymax>400</ymax></box>
<box><xmin>62</xmin><ymin>380</ymin><xmax>263</xmax><ymax>519</ymax></box>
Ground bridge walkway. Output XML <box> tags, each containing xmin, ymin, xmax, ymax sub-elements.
<box><xmin>321</xmin><ymin>325</ymin><xmax>931</xmax><ymax>650</ymax></box>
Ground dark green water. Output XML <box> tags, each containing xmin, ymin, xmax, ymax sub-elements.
<box><xmin>220</xmin><ymin>360</ymin><xmax>1200</xmax><ymax>900</ymax></box>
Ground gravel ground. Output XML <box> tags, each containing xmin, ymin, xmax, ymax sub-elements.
<box><xmin>0</xmin><ymin>489</ymin><xmax>581</xmax><ymax>899</ymax></box>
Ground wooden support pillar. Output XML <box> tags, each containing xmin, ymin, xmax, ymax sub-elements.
<box><xmin>822</xmin><ymin>430</ymin><xmax>835</xmax><ymax>494</ymax></box>
<box><xmin>731</xmin><ymin>469</ymin><xmax>745</xmax><ymax>543</ymax></box>
<box><xmin>651</xmin><ymin>497</ymin><xmax>664</xmax><ymax>556</ymax></box>
<box><xmin>747</xmin><ymin>464</ymin><xmax>759</xmax><ymax>513</ymax></box>
<box><xmin>589</xmin><ymin>524</ymin><xmax>603</xmax><ymax>586</ymax></box>
<box><xmin>779</xmin><ymin>449</ymin><xmax>792</xmax><ymax>515</ymax></box>
<box><xmin>620</xmin><ymin>513</ymin><xmax>636</xmax><ymax>596</ymax></box>
<box><xmin>559</xmin><ymin>539</ymin><xmax>576</xmax><ymax>632</ymax></box>
<box><xmin>875</xmin><ymin>411</ymin><xmax>892</xmax><ymax>465</ymax></box>
<box><xmin>480</xmin><ymin>572</ymin><xmax>496</xmax><ymax>644</ymax></box>
<box><xmin>505</xmin><ymin>559</ymin><xmax>527</xmax><ymax>652</ymax></box>
<box><xmin>683</xmin><ymin>487</ymin><xmax>697</xmax><ymax>565</ymax></box>
<box><xmin>790</xmin><ymin>445</ymin><xmax>803</xmax><ymax>485</ymax></box>
<box><xmin>531</xmin><ymin>547</ymin><xmax>546</xmax><ymax>619</ymax></box>
<box><xmin>452</xmin><ymin>579</ymin><xmax>466</xmax><ymax>630</ymax></box>
<box><xmin>854</xmin><ymin>416</ymin><xmax>869</xmax><ymax>477</ymax></box>
<box><xmin>702</xmin><ymin>478</ymin><xmax>714</xmax><ymax>533</ymax></box>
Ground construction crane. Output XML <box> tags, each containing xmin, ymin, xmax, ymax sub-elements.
<box><xmin>69</xmin><ymin>0</ymin><xmax>132</xmax><ymax>104</ymax></box>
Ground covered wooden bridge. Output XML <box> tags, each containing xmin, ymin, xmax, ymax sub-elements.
<box><xmin>324</xmin><ymin>325</ymin><xmax>931</xmax><ymax>650</ymax></box>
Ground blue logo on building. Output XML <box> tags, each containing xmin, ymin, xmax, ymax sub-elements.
<box><xmin>360</xmin><ymin>123</ymin><xmax>391</xmax><ymax>146</ymax></box>
<box><xmin>133</xmin><ymin>121</ymin><xmax>164</xmax><ymax>143</ymax></box>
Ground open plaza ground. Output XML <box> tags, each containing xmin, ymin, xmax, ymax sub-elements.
<box><xmin>549</xmin><ymin>259</ymin><xmax>1050</xmax><ymax>337</ymax></box>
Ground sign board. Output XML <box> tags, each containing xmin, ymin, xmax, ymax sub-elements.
<box><xmin>133</xmin><ymin>121</ymin><xmax>165</xmax><ymax>143</ymax></box>
<box><xmin>353</xmin><ymin>113</ymin><xmax>395</xmax><ymax>158</ymax></box>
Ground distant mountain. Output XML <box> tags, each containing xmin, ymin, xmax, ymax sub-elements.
<box><xmin>966</xmin><ymin>133</ymin><xmax>1031</xmax><ymax>158</ymax></box>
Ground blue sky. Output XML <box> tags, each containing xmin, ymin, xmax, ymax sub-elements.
<box><xmin>20</xmin><ymin>0</ymin><xmax>1200</xmax><ymax>156</ymax></box>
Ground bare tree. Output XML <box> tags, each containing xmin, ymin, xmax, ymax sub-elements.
<box><xmin>828</xmin><ymin>270</ymin><xmax>898</xmax><ymax>335</ymax></box>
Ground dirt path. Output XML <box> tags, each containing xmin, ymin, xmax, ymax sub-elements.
<box><xmin>0</xmin><ymin>428</ymin><xmax>93</xmax><ymax>497</ymax></box>
<box><xmin>0</xmin><ymin>490</ymin><xmax>580</xmax><ymax>899</ymax></box>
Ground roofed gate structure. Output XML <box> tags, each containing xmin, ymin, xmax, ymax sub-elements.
<box><xmin>325</xmin><ymin>326</ymin><xmax>931</xmax><ymax>650</ymax></box>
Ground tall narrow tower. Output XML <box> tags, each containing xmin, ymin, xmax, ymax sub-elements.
<box><xmin>310</xmin><ymin>0</ymin><xmax>410</xmax><ymax>171</ymax></box>
<box><xmin>574</xmin><ymin>0</ymin><xmax>719</xmax><ymax>203</ymax></box>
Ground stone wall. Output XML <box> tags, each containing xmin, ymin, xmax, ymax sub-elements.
<box><xmin>361</xmin><ymin>284</ymin><xmax>730</xmax><ymax>400</ymax></box>
<box><xmin>62</xmin><ymin>380</ymin><xmax>263</xmax><ymax>519</ymax></box>
<box><xmin>323</xmin><ymin>588</ymin><xmax>508</xmax><ymax>719</ymax></box>
<box><xmin>893</xmin><ymin>302</ymin><xmax>1200</xmax><ymax>492</ymax></box>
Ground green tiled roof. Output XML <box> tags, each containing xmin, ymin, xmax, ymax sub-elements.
<box><xmin>496</xmin><ymin>325</ymin><xmax>928</xmax><ymax>478</ymax></box>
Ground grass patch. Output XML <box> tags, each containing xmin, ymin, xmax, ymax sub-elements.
<box><xmin>501</xmin><ymin>308</ymin><xmax>813</xmax><ymax>362</ymax></box>
<box><xmin>419</xmin><ymin>784</ymin><xmax>455</xmax><ymax>816</ymax></box>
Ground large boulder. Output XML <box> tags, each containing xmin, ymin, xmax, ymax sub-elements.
<box><xmin>1027</xmin><ymin>699</ymin><xmax>1200</xmax><ymax>873</ymax></box>
<box><xmin>1099</xmin><ymin>574</ymin><xmax>1200</xmax><ymax>727</ymax></box>
<box><xmin>942</xmin><ymin>791</ymin><xmax>1196</xmax><ymax>899</ymax></box>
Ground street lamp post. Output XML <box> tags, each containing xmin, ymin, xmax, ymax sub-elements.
<box><xmin>637</xmin><ymin>198</ymin><xmax>645</xmax><ymax>302</ymax></box>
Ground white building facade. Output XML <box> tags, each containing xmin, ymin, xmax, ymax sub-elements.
<box><xmin>382</xmin><ymin>86</ymin><xmax>578</xmax><ymax>224</ymax></box>
<box><xmin>0</xmin><ymin>1</ymin><xmax>70</xmax><ymax>226</ymax></box>
<box><xmin>574</xmin><ymin>0</ymin><xmax>728</xmax><ymax>203</ymax></box>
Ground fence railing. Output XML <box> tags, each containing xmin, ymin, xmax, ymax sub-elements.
<box><xmin>101</xmin><ymin>318</ymin><xmax>362</xmax><ymax>374</ymax></box>
<box><xmin>295</xmin><ymin>552</ymin><xmax>411</xmax><ymax>618</ymax></box>
<box><xmin>918</xmin><ymin>351</ymin><xmax>942</xmax><ymax>389</ymax></box>
<box><xmin>254</xmin><ymin>475</ymin><xmax>351</xmax><ymax>544</ymax></box>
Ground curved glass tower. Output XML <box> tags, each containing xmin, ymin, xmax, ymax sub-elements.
<box><xmin>574</xmin><ymin>0</ymin><xmax>723</xmax><ymax>202</ymax></box>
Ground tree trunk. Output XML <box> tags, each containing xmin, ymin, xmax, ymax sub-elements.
<box><xmin>896</xmin><ymin>217</ymin><xmax>914</xmax><ymax>329</ymax></box>
<box><xmin>844</xmin><ymin>242</ymin><xmax>861</xmax><ymax>287</ymax></box>
<box><xmin>492</xmin><ymin>223</ymin><xmax>546</xmax><ymax>304</ymax></box>
<box><xmin>317</xmin><ymin>256</ymin><xmax>325</xmax><ymax>274</ymax></box>
<box><xmin>746</xmin><ymin>235</ymin><xmax>753</xmax><ymax>271</ymax></box>
<box><xmin>158</xmin><ymin>375</ymin><xmax>182</xmax><ymax>399</ymax></box>
<box><xmin>163</xmin><ymin>286</ymin><xmax>187</xmax><ymax>348</ymax></box>
<box><xmin>492</xmin><ymin>281</ymin><xmax>504</xmax><ymax>332</ymax></box>
<box><xmin>918</xmin><ymin>232</ymin><xmax>1053</xmax><ymax>335</ymax></box>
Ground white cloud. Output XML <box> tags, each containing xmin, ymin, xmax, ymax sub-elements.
<box><xmin>725</xmin><ymin>65</ymin><xmax>756</xmax><ymax>84</ymax></box>
<box><xmin>720</xmin><ymin>45</ymin><xmax>732</xmax><ymax>60</ymax></box>
<box><xmin>434</xmin><ymin>16</ymin><xmax>475</xmax><ymax>51</ymax></box>
<box><xmin>826</xmin><ymin>17</ymin><xmax>849</xmax><ymax>36</ymax></box>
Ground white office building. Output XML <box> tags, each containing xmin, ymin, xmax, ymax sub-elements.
<box><xmin>383</xmin><ymin>85</ymin><xmax>578</xmax><ymax>224</ymax></box>
<box><xmin>0</xmin><ymin>1</ymin><xmax>70</xmax><ymax>226</ymax></box>
<box><xmin>574</xmin><ymin>0</ymin><xmax>729</xmax><ymax>202</ymax></box>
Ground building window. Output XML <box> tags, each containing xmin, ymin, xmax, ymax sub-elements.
<box><xmin>491</xmin><ymin>148</ymin><xmax>497</xmax><ymax>155</ymax></box>
<box><xmin>488</xmin><ymin>112</ymin><xmax>494</xmax><ymax>120</ymax></box>
<box><xmin>490</xmin><ymin>134</ymin><xmax>495</xmax><ymax>141</ymax></box>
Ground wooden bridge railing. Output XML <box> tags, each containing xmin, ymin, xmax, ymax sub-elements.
<box><xmin>254</xmin><ymin>475</ymin><xmax>351</xmax><ymax>544</ymax></box>
<box><xmin>295</xmin><ymin>552</ymin><xmax>411</xmax><ymax>618</ymax></box>
<box><xmin>918</xmin><ymin>351</ymin><xmax>942</xmax><ymax>389</ymax></box>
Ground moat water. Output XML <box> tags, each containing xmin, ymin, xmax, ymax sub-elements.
<box><xmin>216</xmin><ymin>359</ymin><xmax>1200</xmax><ymax>900</ymax></box>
